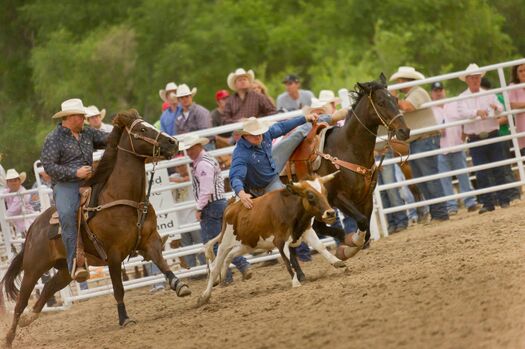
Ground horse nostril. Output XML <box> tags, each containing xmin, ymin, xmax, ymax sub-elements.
<box><xmin>327</xmin><ymin>210</ymin><xmax>335</xmax><ymax>217</ymax></box>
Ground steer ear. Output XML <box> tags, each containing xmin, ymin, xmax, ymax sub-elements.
<box><xmin>319</xmin><ymin>170</ymin><xmax>340</xmax><ymax>184</ymax></box>
<box><xmin>286</xmin><ymin>182</ymin><xmax>303</xmax><ymax>196</ymax></box>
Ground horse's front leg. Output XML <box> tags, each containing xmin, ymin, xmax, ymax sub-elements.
<box><xmin>107</xmin><ymin>254</ymin><xmax>135</xmax><ymax>327</ymax></box>
<box><xmin>333</xmin><ymin>193</ymin><xmax>369</xmax><ymax>231</ymax></box>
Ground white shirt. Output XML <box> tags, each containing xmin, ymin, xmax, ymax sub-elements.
<box><xmin>455</xmin><ymin>88</ymin><xmax>503</xmax><ymax>135</ymax></box>
<box><xmin>432</xmin><ymin>102</ymin><xmax>463</xmax><ymax>153</ymax></box>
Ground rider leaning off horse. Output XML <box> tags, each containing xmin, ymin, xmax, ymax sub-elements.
<box><xmin>40</xmin><ymin>98</ymin><xmax>108</xmax><ymax>282</ymax></box>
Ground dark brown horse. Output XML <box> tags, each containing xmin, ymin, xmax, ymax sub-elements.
<box><xmin>2</xmin><ymin>110</ymin><xmax>190</xmax><ymax>347</ymax></box>
<box><xmin>293</xmin><ymin>74</ymin><xmax>410</xmax><ymax>279</ymax></box>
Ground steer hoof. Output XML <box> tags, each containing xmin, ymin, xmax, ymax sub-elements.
<box><xmin>120</xmin><ymin>318</ymin><xmax>137</xmax><ymax>328</ymax></box>
<box><xmin>197</xmin><ymin>295</ymin><xmax>209</xmax><ymax>307</ymax></box>
<box><xmin>333</xmin><ymin>260</ymin><xmax>346</xmax><ymax>268</ymax></box>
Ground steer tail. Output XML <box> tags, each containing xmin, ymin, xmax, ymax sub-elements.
<box><xmin>204</xmin><ymin>215</ymin><xmax>230</xmax><ymax>263</ymax></box>
<box><xmin>2</xmin><ymin>249</ymin><xmax>24</xmax><ymax>301</ymax></box>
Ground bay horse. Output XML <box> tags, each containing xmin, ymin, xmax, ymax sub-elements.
<box><xmin>293</xmin><ymin>73</ymin><xmax>410</xmax><ymax>279</ymax></box>
<box><xmin>2</xmin><ymin>110</ymin><xmax>191</xmax><ymax>347</ymax></box>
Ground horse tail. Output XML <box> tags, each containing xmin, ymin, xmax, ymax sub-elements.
<box><xmin>2</xmin><ymin>249</ymin><xmax>24</xmax><ymax>301</ymax></box>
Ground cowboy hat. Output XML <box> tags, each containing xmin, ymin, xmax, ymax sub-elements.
<box><xmin>176</xmin><ymin>84</ymin><xmax>197</xmax><ymax>98</ymax></box>
<box><xmin>84</xmin><ymin>105</ymin><xmax>107</xmax><ymax>121</ymax></box>
<box><xmin>5</xmin><ymin>169</ymin><xmax>26</xmax><ymax>184</ymax></box>
<box><xmin>318</xmin><ymin>90</ymin><xmax>340</xmax><ymax>104</ymax></box>
<box><xmin>389</xmin><ymin>66</ymin><xmax>425</xmax><ymax>81</ymax></box>
<box><xmin>239</xmin><ymin>117</ymin><xmax>272</xmax><ymax>136</ymax></box>
<box><xmin>52</xmin><ymin>98</ymin><xmax>87</xmax><ymax>119</ymax></box>
<box><xmin>178</xmin><ymin>134</ymin><xmax>209</xmax><ymax>151</ymax></box>
<box><xmin>459</xmin><ymin>63</ymin><xmax>486</xmax><ymax>82</ymax></box>
<box><xmin>159</xmin><ymin>82</ymin><xmax>178</xmax><ymax>102</ymax></box>
<box><xmin>227</xmin><ymin>68</ymin><xmax>255</xmax><ymax>91</ymax></box>
<box><xmin>303</xmin><ymin>98</ymin><xmax>329</xmax><ymax>114</ymax></box>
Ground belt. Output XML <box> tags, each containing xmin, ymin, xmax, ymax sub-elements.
<box><xmin>467</xmin><ymin>130</ymin><xmax>499</xmax><ymax>142</ymax></box>
<box><xmin>411</xmin><ymin>131</ymin><xmax>440</xmax><ymax>143</ymax></box>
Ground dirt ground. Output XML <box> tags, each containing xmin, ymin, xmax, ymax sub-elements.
<box><xmin>2</xmin><ymin>200</ymin><xmax>525</xmax><ymax>349</ymax></box>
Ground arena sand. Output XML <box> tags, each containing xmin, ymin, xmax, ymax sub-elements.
<box><xmin>2</xmin><ymin>200</ymin><xmax>525</xmax><ymax>349</ymax></box>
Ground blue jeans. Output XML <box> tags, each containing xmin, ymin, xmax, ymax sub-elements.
<box><xmin>53</xmin><ymin>181</ymin><xmax>81</xmax><ymax>272</ymax></box>
<box><xmin>468</xmin><ymin>135</ymin><xmax>511</xmax><ymax>208</ymax></box>
<box><xmin>200</xmin><ymin>199</ymin><xmax>250</xmax><ymax>274</ymax></box>
<box><xmin>409</xmin><ymin>136</ymin><xmax>449</xmax><ymax>220</ymax></box>
<box><xmin>146</xmin><ymin>263</ymin><xmax>164</xmax><ymax>288</ymax></box>
<box><xmin>180</xmin><ymin>230</ymin><xmax>206</xmax><ymax>267</ymax></box>
<box><xmin>377</xmin><ymin>153</ymin><xmax>408</xmax><ymax>230</ymax></box>
<box><xmin>438</xmin><ymin>151</ymin><xmax>477</xmax><ymax>211</ymax></box>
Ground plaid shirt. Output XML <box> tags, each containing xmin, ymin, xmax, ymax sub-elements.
<box><xmin>41</xmin><ymin>123</ymin><xmax>107</xmax><ymax>184</ymax></box>
<box><xmin>223</xmin><ymin>90</ymin><xmax>276</xmax><ymax>124</ymax></box>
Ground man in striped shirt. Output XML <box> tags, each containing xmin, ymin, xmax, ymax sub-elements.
<box><xmin>181</xmin><ymin>135</ymin><xmax>251</xmax><ymax>282</ymax></box>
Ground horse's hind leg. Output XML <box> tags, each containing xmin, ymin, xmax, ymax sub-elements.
<box><xmin>107</xmin><ymin>254</ymin><xmax>135</xmax><ymax>327</ymax></box>
<box><xmin>19</xmin><ymin>267</ymin><xmax>71</xmax><ymax>328</ymax></box>
<box><xmin>5</xmin><ymin>272</ymin><xmax>41</xmax><ymax>347</ymax></box>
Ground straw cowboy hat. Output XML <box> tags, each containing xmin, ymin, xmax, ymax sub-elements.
<box><xmin>239</xmin><ymin>117</ymin><xmax>273</xmax><ymax>136</ymax></box>
<box><xmin>178</xmin><ymin>134</ymin><xmax>209</xmax><ymax>151</ymax></box>
<box><xmin>176</xmin><ymin>84</ymin><xmax>197</xmax><ymax>98</ymax></box>
<box><xmin>159</xmin><ymin>82</ymin><xmax>178</xmax><ymax>102</ymax></box>
<box><xmin>318</xmin><ymin>90</ymin><xmax>340</xmax><ymax>104</ymax></box>
<box><xmin>5</xmin><ymin>169</ymin><xmax>26</xmax><ymax>184</ymax></box>
<box><xmin>52</xmin><ymin>98</ymin><xmax>87</xmax><ymax>119</ymax></box>
<box><xmin>227</xmin><ymin>68</ymin><xmax>255</xmax><ymax>91</ymax></box>
<box><xmin>459</xmin><ymin>63</ymin><xmax>486</xmax><ymax>82</ymax></box>
<box><xmin>303</xmin><ymin>98</ymin><xmax>329</xmax><ymax>114</ymax></box>
<box><xmin>389</xmin><ymin>66</ymin><xmax>425</xmax><ymax>81</ymax></box>
<box><xmin>84</xmin><ymin>105</ymin><xmax>106</xmax><ymax>121</ymax></box>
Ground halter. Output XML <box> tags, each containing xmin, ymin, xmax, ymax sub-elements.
<box><xmin>117</xmin><ymin>119</ymin><xmax>162</xmax><ymax>159</ymax></box>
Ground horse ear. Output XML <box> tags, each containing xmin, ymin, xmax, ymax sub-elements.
<box><xmin>379</xmin><ymin>72</ymin><xmax>387</xmax><ymax>86</ymax></box>
<box><xmin>356</xmin><ymin>82</ymin><xmax>368</xmax><ymax>93</ymax></box>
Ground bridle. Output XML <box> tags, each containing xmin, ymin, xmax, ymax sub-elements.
<box><xmin>117</xmin><ymin>119</ymin><xmax>162</xmax><ymax>159</ymax></box>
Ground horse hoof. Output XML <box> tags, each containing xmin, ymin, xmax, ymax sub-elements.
<box><xmin>176</xmin><ymin>284</ymin><xmax>192</xmax><ymax>297</ymax></box>
<box><xmin>19</xmin><ymin>313</ymin><xmax>39</xmax><ymax>328</ymax></box>
<box><xmin>297</xmin><ymin>273</ymin><xmax>306</xmax><ymax>283</ymax></box>
<box><xmin>120</xmin><ymin>318</ymin><xmax>137</xmax><ymax>328</ymax></box>
<box><xmin>333</xmin><ymin>260</ymin><xmax>346</xmax><ymax>268</ymax></box>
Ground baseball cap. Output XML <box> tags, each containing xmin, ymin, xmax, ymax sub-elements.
<box><xmin>431</xmin><ymin>81</ymin><xmax>444</xmax><ymax>90</ymax></box>
<box><xmin>215</xmin><ymin>89</ymin><xmax>230</xmax><ymax>101</ymax></box>
<box><xmin>283</xmin><ymin>74</ymin><xmax>300</xmax><ymax>83</ymax></box>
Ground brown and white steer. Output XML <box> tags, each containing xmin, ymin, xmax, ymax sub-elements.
<box><xmin>197</xmin><ymin>172</ymin><xmax>345</xmax><ymax>306</ymax></box>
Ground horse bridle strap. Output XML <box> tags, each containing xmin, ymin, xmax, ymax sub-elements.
<box><xmin>316</xmin><ymin>151</ymin><xmax>373</xmax><ymax>178</ymax></box>
<box><xmin>117</xmin><ymin>119</ymin><xmax>162</xmax><ymax>159</ymax></box>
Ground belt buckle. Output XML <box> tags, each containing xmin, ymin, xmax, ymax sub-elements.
<box><xmin>479</xmin><ymin>132</ymin><xmax>489</xmax><ymax>139</ymax></box>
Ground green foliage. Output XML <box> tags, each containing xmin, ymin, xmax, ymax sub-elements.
<box><xmin>0</xmin><ymin>0</ymin><xmax>522</xmax><ymax>182</ymax></box>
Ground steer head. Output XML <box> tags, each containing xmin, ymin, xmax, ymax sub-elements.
<box><xmin>285</xmin><ymin>171</ymin><xmax>339</xmax><ymax>224</ymax></box>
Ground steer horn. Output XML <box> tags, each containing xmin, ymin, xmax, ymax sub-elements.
<box><xmin>319</xmin><ymin>170</ymin><xmax>340</xmax><ymax>184</ymax></box>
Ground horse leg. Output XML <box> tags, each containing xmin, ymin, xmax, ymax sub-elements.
<box><xmin>334</xmin><ymin>193</ymin><xmax>369</xmax><ymax>232</ymax></box>
<box><xmin>280</xmin><ymin>240</ymin><xmax>301</xmax><ymax>288</ymax></box>
<box><xmin>19</xmin><ymin>268</ymin><xmax>71</xmax><ymax>328</ymax></box>
<box><xmin>144</xmin><ymin>235</ymin><xmax>190</xmax><ymax>297</ymax></box>
<box><xmin>107</xmin><ymin>255</ymin><xmax>134</xmax><ymax>327</ymax></box>
<box><xmin>5</xmin><ymin>272</ymin><xmax>41</xmax><ymax>347</ymax></box>
<box><xmin>302</xmin><ymin>228</ymin><xmax>346</xmax><ymax>267</ymax></box>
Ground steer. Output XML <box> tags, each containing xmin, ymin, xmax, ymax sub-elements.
<box><xmin>197</xmin><ymin>172</ymin><xmax>345</xmax><ymax>307</ymax></box>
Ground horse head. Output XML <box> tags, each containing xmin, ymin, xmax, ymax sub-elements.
<box><xmin>355</xmin><ymin>73</ymin><xmax>410</xmax><ymax>141</ymax></box>
<box><xmin>113</xmin><ymin>109</ymin><xmax>179</xmax><ymax>160</ymax></box>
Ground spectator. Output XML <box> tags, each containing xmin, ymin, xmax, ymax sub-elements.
<box><xmin>174</xmin><ymin>84</ymin><xmax>212</xmax><ymax>135</ymax></box>
<box><xmin>276</xmin><ymin>74</ymin><xmax>314</xmax><ymax>111</ymax></box>
<box><xmin>431</xmin><ymin>81</ymin><xmax>479</xmax><ymax>214</ymax></box>
<box><xmin>85</xmin><ymin>106</ymin><xmax>113</xmax><ymax>133</ymax></box>
<box><xmin>211</xmin><ymin>90</ymin><xmax>230</xmax><ymax>128</ymax></box>
<box><xmin>31</xmin><ymin>166</ymin><xmax>53</xmax><ymax>211</ymax></box>
<box><xmin>3</xmin><ymin>169</ymin><xmax>35</xmax><ymax>237</ymax></box>
<box><xmin>180</xmin><ymin>134</ymin><xmax>251</xmax><ymax>282</ymax></box>
<box><xmin>390</xmin><ymin>66</ymin><xmax>449</xmax><ymax>222</ymax></box>
<box><xmin>508</xmin><ymin>63</ymin><xmax>525</xmax><ymax>153</ymax></box>
<box><xmin>252</xmin><ymin>79</ymin><xmax>275</xmax><ymax>106</ymax></box>
<box><xmin>455</xmin><ymin>63</ymin><xmax>509</xmax><ymax>214</ymax></box>
<box><xmin>159</xmin><ymin>82</ymin><xmax>182</xmax><ymax>136</ymax></box>
<box><xmin>223</xmin><ymin>68</ymin><xmax>275</xmax><ymax>124</ymax></box>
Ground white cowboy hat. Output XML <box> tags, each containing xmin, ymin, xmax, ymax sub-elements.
<box><xmin>303</xmin><ymin>98</ymin><xmax>329</xmax><ymax>113</ymax></box>
<box><xmin>227</xmin><ymin>68</ymin><xmax>255</xmax><ymax>91</ymax></box>
<box><xmin>459</xmin><ymin>63</ymin><xmax>486</xmax><ymax>82</ymax></box>
<box><xmin>5</xmin><ymin>169</ymin><xmax>26</xmax><ymax>184</ymax></box>
<box><xmin>239</xmin><ymin>117</ymin><xmax>273</xmax><ymax>136</ymax></box>
<box><xmin>318</xmin><ymin>90</ymin><xmax>340</xmax><ymax>104</ymax></box>
<box><xmin>52</xmin><ymin>98</ymin><xmax>87</xmax><ymax>119</ymax></box>
<box><xmin>85</xmin><ymin>105</ymin><xmax>107</xmax><ymax>120</ymax></box>
<box><xmin>176</xmin><ymin>84</ymin><xmax>197</xmax><ymax>98</ymax></box>
<box><xmin>159</xmin><ymin>82</ymin><xmax>178</xmax><ymax>102</ymax></box>
<box><xmin>389</xmin><ymin>66</ymin><xmax>425</xmax><ymax>81</ymax></box>
<box><xmin>178</xmin><ymin>134</ymin><xmax>209</xmax><ymax>151</ymax></box>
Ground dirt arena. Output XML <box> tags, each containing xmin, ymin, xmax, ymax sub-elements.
<box><xmin>2</xmin><ymin>200</ymin><xmax>525</xmax><ymax>349</ymax></box>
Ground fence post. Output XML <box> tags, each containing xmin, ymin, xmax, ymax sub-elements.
<box><xmin>0</xmin><ymin>196</ymin><xmax>14</xmax><ymax>261</ymax></box>
<box><xmin>373</xmin><ymin>188</ymin><xmax>389</xmax><ymax>237</ymax></box>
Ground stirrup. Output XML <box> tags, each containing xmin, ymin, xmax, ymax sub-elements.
<box><xmin>71</xmin><ymin>258</ymin><xmax>90</xmax><ymax>282</ymax></box>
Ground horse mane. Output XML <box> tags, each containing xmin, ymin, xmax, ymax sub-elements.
<box><xmin>83</xmin><ymin>109</ymin><xmax>141</xmax><ymax>187</ymax></box>
<box><xmin>349</xmin><ymin>79</ymin><xmax>387</xmax><ymax>110</ymax></box>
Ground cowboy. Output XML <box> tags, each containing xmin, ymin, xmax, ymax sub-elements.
<box><xmin>455</xmin><ymin>63</ymin><xmax>509</xmax><ymax>214</ymax></box>
<box><xmin>181</xmin><ymin>134</ymin><xmax>251</xmax><ymax>282</ymax></box>
<box><xmin>211</xmin><ymin>89</ymin><xmax>230</xmax><ymax>128</ymax></box>
<box><xmin>2</xmin><ymin>169</ymin><xmax>35</xmax><ymax>237</ymax></box>
<box><xmin>40</xmin><ymin>98</ymin><xmax>108</xmax><ymax>282</ymax></box>
<box><xmin>390</xmin><ymin>66</ymin><xmax>449</xmax><ymax>223</ymax></box>
<box><xmin>159</xmin><ymin>82</ymin><xmax>182</xmax><ymax>136</ymax></box>
<box><xmin>276</xmin><ymin>74</ymin><xmax>314</xmax><ymax>111</ymax></box>
<box><xmin>85</xmin><ymin>105</ymin><xmax>113</xmax><ymax>133</ymax></box>
<box><xmin>174</xmin><ymin>84</ymin><xmax>211</xmax><ymax>135</ymax></box>
<box><xmin>223</xmin><ymin>68</ymin><xmax>275</xmax><ymax>125</ymax></box>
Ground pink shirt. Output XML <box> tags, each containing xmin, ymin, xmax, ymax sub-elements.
<box><xmin>3</xmin><ymin>187</ymin><xmax>35</xmax><ymax>233</ymax></box>
<box><xmin>432</xmin><ymin>102</ymin><xmax>463</xmax><ymax>153</ymax></box>
<box><xmin>508</xmin><ymin>83</ymin><xmax>525</xmax><ymax>149</ymax></box>
<box><xmin>456</xmin><ymin>88</ymin><xmax>503</xmax><ymax>135</ymax></box>
<box><xmin>191</xmin><ymin>150</ymin><xmax>225</xmax><ymax>210</ymax></box>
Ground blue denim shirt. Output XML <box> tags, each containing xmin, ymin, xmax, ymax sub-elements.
<box><xmin>160</xmin><ymin>105</ymin><xmax>183</xmax><ymax>136</ymax></box>
<box><xmin>229</xmin><ymin>116</ymin><xmax>306</xmax><ymax>194</ymax></box>
<box><xmin>41</xmin><ymin>123</ymin><xmax>108</xmax><ymax>184</ymax></box>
